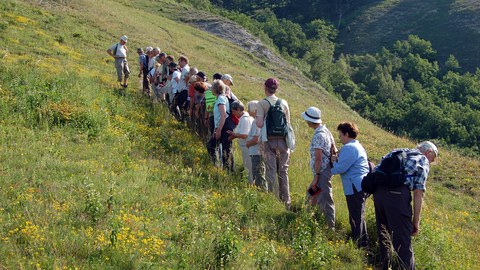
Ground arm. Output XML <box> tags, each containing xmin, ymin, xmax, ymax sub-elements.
<box><xmin>107</xmin><ymin>49</ymin><xmax>115</xmax><ymax>58</ymax></box>
<box><xmin>256</xmin><ymin>116</ymin><xmax>264</xmax><ymax>128</ymax></box>
<box><xmin>309</xmin><ymin>149</ymin><xmax>323</xmax><ymax>187</ymax></box>
<box><xmin>246</xmin><ymin>135</ymin><xmax>259</xmax><ymax>148</ymax></box>
<box><xmin>215</xmin><ymin>104</ymin><xmax>227</xmax><ymax>139</ymax></box>
<box><xmin>330</xmin><ymin>146</ymin><xmax>356</xmax><ymax>175</ymax></box>
<box><xmin>412</xmin><ymin>189</ymin><xmax>424</xmax><ymax>236</ymax></box>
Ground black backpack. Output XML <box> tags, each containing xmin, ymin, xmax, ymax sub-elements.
<box><xmin>265</xmin><ymin>99</ymin><xmax>287</xmax><ymax>137</ymax></box>
<box><xmin>361</xmin><ymin>150</ymin><xmax>418</xmax><ymax>194</ymax></box>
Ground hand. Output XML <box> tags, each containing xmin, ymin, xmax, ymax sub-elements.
<box><xmin>331</xmin><ymin>154</ymin><xmax>338</xmax><ymax>162</ymax></box>
<box><xmin>214</xmin><ymin>129</ymin><xmax>221</xmax><ymax>140</ymax></box>
<box><xmin>226</xmin><ymin>130</ymin><xmax>234</xmax><ymax>136</ymax></box>
<box><xmin>412</xmin><ymin>221</ymin><xmax>420</xmax><ymax>236</ymax></box>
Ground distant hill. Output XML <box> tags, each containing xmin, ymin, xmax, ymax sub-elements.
<box><xmin>336</xmin><ymin>0</ymin><xmax>480</xmax><ymax>71</ymax></box>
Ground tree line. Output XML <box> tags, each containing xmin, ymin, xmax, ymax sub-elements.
<box><xmin>180</xmin><ymin>0</ymin><xmax>480</xmax><ymax>153</ymax></box>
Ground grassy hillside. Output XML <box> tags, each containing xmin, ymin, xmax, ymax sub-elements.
<box><xmin>337</xmin><ymin>0</ymin><xmax>480</xmax><ymax>71</ymax></box>
<box><xmin>0</xmin><ymin>0</ymin><xmax>478</xmax><ymax>269</ymax></box>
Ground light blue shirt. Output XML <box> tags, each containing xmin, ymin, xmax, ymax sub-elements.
<box><xmin>213</xmin><ymin>95</ymin><xmax>230</xmax><ymax>128</ymax></box>
<box><xmin>331</xmin><ymin>140</ymin><xmax>369</xmax><ymax>195</ymax></box>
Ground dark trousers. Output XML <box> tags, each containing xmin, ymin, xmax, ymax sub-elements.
<box><xmin>374</xmin><ymin>184</ymin><xmax>414</xmax><ymax>270</ymax></box>
<box><xmin>142</xmin><ymin>69</ymin><xmax>149</xmax><ymax>91</ymax></box>
<box><xmin>345</xmin><ymin>185</ymin><xmax>369</xmax><ymax>248</ymax></box>
<box><xmin>207</xmin><ymin>127</ymin><xmax>233</xmax><ymax>172</ymax></box>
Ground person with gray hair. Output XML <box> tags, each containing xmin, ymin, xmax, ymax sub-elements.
<box><xmin>107</xmin><ymin>35</ymin><xmax>130</xmax><ymax>88</ymax></box>
<box><xmin>373</xmin><ymin>141</ymin><xmax>438</xmax><ymax>270</ymax></box>
<box><xmin>246</xmin><ymin>100</ymin><xmax>266</xmax><ymax>190</ymax></box>
<box><xmin>228</xmin><ymin>100</ymin><xmax>254</xmax><ymax>183</ymax></box>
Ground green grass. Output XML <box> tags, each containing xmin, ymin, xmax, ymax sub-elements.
<box><xmin>337</xmin><ymin>0</ymin><xmax>480</xmax><ymax>72</ymax></box>
<box><xmin>0</xmin><ymin>0</ymin><xmax>478</xmax><ymax>269</ymax></box>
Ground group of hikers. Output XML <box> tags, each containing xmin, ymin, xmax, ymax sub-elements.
<box><xmin>108</xmin><ymin>35</ymin><xmax>439</xmax><ymax>270</ymax></box>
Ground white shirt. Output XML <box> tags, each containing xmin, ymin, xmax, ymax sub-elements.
<box><xmin>109</xmin><ymin>43</ymin><xmax>127</xmax><ymax>58</ymax></box>
<box><xmin>234</xmin><ymin>112</ymin><xmax>254</xmax><ymax>147</ymax></box>
<box><xmin>171</xmin><ymin>70</ymin><xmax>182</xmax><ymax>94</ymax></box>
<box><xmin>178</xmin><ymin>64</ymin><xmax>190</xmax><ymax>92</ymax></box>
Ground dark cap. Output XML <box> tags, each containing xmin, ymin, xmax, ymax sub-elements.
<box><xmin>265</xmin><ymin>78</ymin><xmax>279</xmax><ymax>89</ymax></box>
<box><xmin>169</xmin><ymin>62</ymin><xmax>178</xmax><ymax>68</ymax></box>
<box><xmin>197</xmin><ymin>71</ymin><xmax>207</xmax><ymax>81</ymax></box>
<box><xmin>213</xmin><ymin>73</ymin><xmax>223</xmax><ymax>80</ymax></box>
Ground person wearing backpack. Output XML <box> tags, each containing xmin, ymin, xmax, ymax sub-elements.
<box><xmin>373</xmin><ymin>141</ymin><xmax>438</xmax><ymax>270</ymax></box>
<box><xmin>330</xmin><ymin>122</ymin><xmax>370</xmax><ymax>248</ymax></box>
<box><xmin>106</xmin><ymin>35</ymin><xmax>130</xmax><ymax>88</ymax></box>
<box><xmin>255</xmin><ymin>78</ymin><xmax>291</xmax><ymax>209</ymax></box>
<box><xmin>302</xmin><ymin>107</ymin><xmax>336</xmax><ymax>229</ymax></box>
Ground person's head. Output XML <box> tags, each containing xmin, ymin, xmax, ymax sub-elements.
<box><xmin>189</xmin><ymin>75</ymin><xmax>198</xmax><ymax>85</ymax></box>
<box><xmin>178</xmin><ymin>55</ymin><xmax>189</xmax><ymax>67</ymax></box>
<box><xmin>247</xmin><ymin>100</ymin><xmax>258</xmax><ymax>117</ymax></box>
<box><xmin>137</xmin><ymin>48</ymin><xmax>144</xmax><ymax>55</ymax></box>
<box><xmin>157</xmin><ymin>52</ymin><xmax>166</xmax><ymax>63</ymax></box>
<box><xmin>213</xmin><ymin>73</ymin><xmax>223</xmax><ymax>81</ymax></box>
<box><xmin>197</xmin><ymin>71</ymin><xmax>207</xmax><ymax>82</ymax></box>
<box><xmin>188</xmin><ymin>67</ymin><xmax>198</xmax><ymax>77</ymax></box>
<box><xmin>153</xmin><ymin>47</ymin><xmax>161</xmax><ymax>56</ymax></box>
<box><xmin>336</xmin><ymin>122</ymin><xmax>359</xmax><ymax>144</ymax></box>
<box><xmin>194</xmin><ymin>82</ymin><xmax>208</xmax><ymax>94</ymax></box>
<box><xmin>221</xmin><ymin>74</ymin><xmax>234</xmax><ymax>86</ymax></box>
<box><xmin>417</xmin><ymin>141</ymin><xmax>438</xmax><ymax>164</ymax></box>
<box><xmin>119</xmin><ymin>35</ymin><xmax>128</xmax><ymax>45</ymax></box>
<box><xmin>264</xmin><ymin>78</ymin><xmax>279</xmax><ymax>95</ymax></box>
<box><xmin>301</xmin><ymin>107</ymin><xmax>322</xmax><ymax>129</ymax></box>
<box><xmin>168</xmin><ymin>62</ymin><xmax>178</xmax><ymax>71</ymax></box>
<box><xmin>211</xmin><ymin>80</ymin><xmax>226</xmax><ymax>96</ymax></box>
<box><xmin>165</xmin><ymin>55</ymin><xmax>174</xmax><ymax>64</ymax></box>
<box><xmin>231</xmin><ymin>101</ymin><xmax>245</xmax><ymax>117</ymax></box>
<box><xmin>145</xmin><ymin>46</ymin><xmax>153</xmax><ymax>56</ymax></box>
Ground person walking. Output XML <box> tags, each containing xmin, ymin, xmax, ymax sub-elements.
<box><xmin>107</xmin><ymin>35</ymin><xmax>130</xmax><ymax>88</ymax></box>
<box><xmin>302</xmin><ymin>107</ymin><xmax>336</xmax><ymax>229</ymax></box>
<box><xmin>373</xmin><ymin>141</ymin><xmax>438</xmax><ymax>270</ymax></box>
<box><xmin>331</xmin><ymin>122</ymin><xmax>370</xmax><ymax>247</ymax></box>
<box><xmin>255</xmin><ymin>78</ymin><xmax>291</xmax><ymax>209</ymax></box>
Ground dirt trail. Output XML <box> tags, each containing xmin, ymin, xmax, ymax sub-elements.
<box><xmin>180</xmin><ymin>14</ymin><xmax>311</xmax><ymax>90</ymax></box>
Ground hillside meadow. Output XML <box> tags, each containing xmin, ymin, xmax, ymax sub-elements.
<box><xmin>0</xmin><ymin>0</ymin><xmax>478</xmax><ymax>269</ymax></box>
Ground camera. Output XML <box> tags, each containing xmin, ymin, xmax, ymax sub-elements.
<box><xmin>307</xmin><ymin>186</ymin><xmax>321</xmax><ymax>196</ymax></box>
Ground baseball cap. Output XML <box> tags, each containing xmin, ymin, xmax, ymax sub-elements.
<box><xmin>221</xmin><ymin>74</ymin><xmax>234</xmax><ymax>85</ymax></box>
<box><xmin>265</xmin><ymin>78</ymin><xmax>279</xmax><ymax>89</ymax></box>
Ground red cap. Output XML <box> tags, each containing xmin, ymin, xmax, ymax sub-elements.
<box><xmin>264</xmin><ymin>78</ymin><xmax>279</xmax><ymax>89</ymax></box>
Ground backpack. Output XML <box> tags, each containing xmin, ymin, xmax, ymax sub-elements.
<box><xmin>265</xmin><ymin>98</ymin><xmax>287</xmax><ymax>137</ymax></box>
<box><xmin>361</xmin><ymin>150</ymin><xmax>419</xmax><ymax>194</ymax></box>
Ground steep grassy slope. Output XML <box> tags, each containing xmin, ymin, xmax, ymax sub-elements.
<box><xmin>0</xmin><ymin>0</ymin><xmax>478</xmax><ymax>269</ymax></box>
<box><xmin>337</xmin><ymin>0</ymin><xmax>480</xmax><ymax>71</ymax></box>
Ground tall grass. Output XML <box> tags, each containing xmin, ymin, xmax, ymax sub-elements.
<box><xmin>0</xmin><ymin>0</ymin><xmax>478</xmax><ymax>268</ymax></box>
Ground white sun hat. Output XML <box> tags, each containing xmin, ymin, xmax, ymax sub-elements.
<box><xmin>301</xmin><ymin>106</ymin><xmax>322</xmax><ymax>124</ymax></box>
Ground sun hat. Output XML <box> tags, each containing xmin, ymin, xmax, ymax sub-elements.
<box><xmin>301</xmin><ymin>107</ymin><xmax>322</xmax><ymax>124</ymax></box>
<box><xmin>145</xmin><ymin>46</ymin><xmax>153</xmax><ymax>53</ymax></box>
<box><xmin>264</xmin><ymin>78</ymin><xmax>279</xmax><ymax>89</ymax></box>
<box><xmin>120</xmin><ymin>35</ymin><xmax>128</xmax><ymax>42</ymax></box>
<box><xmin>221</xmin><ymin>74</ymin><xmax>234</xmax><ymax>85</ymax></box>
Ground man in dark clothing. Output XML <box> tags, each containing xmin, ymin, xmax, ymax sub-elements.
<box><xmin>373</xmin><ymin>141</ymin><xmax>438</xmax><ymax>270</ymax></box>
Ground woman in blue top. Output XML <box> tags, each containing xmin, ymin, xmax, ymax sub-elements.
<box><xmin>331</xmin><ymin>122</ymin><xmax>370</xmax><ymax>249</ymax></box>
<box><xmin>206</xmin><ymin>80</ymin><xmax>234</xmax><ymax>171</ymax></box>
